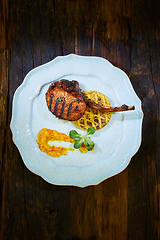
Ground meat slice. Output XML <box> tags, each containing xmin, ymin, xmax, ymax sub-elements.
<box><xmin>46</xmin><ymin>80</ymin><xmax>86</xmax><ymax>121</ymax></box>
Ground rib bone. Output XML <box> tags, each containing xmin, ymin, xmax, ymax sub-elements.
<box><xmin>84</xmin><ymin>98</ymin><xmax>135</xmax><ymax>112</ymax></box>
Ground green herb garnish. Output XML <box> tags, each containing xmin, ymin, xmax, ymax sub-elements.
<box><xmin>86</xmin><ymin>126</ymin><xmax>95</xmax><ymax>135</ymax></box>
<box><xmin>74</xmin><ymin>139</ymin><xmax>83</xmax><ymax>149</ymax></box>
<box><xmin>56</xmin><ymin>98</ymin><xmax>61</xmax><ymax>102</ymax></box>
<box><xmin>69</xmin><ymin>130</ymin><xmax>81</xmax><ymax>140</ymax></box>
<box><xmin>84</xmin><ymin>136</ymin><xmax>95</xmax><ymax>151</ymax></box>
<box><xmin>69</xmin><ymin>127</ymin><xmax>96</xmax><ymax>151</ymax></box>
<box><xmin>75</xmin><ymin>98</ymin><xmax>78</xmax><ymax>102</ymax></box>
<box><xmin>57</xmin><ymin>97</ymin><xmax>64</xmax><ymax>102</ymax></box>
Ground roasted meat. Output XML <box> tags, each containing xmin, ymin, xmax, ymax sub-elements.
<box><xmin>46</xmin><ymin>79</ymin><xmax>86</xmax><ymax>121</ymax></box>
<box><xmin>46</xmin><ymin>79</ymin><xmax>135</xmax><ymax>121</ymax></box>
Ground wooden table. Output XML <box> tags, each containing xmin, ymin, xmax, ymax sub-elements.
<box><xmin>0</xmin><ymin>0</ymin><xmax>160</xmax><ymax>239</ymax></box>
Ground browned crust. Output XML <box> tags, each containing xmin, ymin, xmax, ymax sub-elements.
<box><xmin>50</xmin><ymin>79</ymin><xmax>84</xmax><ymax>98</ymax></box>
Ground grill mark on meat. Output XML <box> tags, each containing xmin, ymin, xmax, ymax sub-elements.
<box><xmin>49</xmin><ymin>94</ymin><xmax>53</xmax><ymax>111</ymax></box>
<box><xmin>54</xmin><ymin>101</ymin><xmax>59</xmax><ymax>115</ymax></box>
<box><xmin>67</xmin><ymin>102</ymin><xmax>73</xmax><ymax>117</ymax></box>
<box><xmin>59</xmin><ymin>101</ymin><xmax>65</xmax><ymax>118</ymax></box>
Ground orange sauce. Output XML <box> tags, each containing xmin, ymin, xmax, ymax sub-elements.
<box><xmin>36</xmin><ymin>128</ymin><xmax>74</xmax><ymax>157</ymax></box>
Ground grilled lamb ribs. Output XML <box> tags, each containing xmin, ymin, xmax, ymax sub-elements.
<box><xmin>46</xmin><ymin>80</ymin><xmax>86</xmax><ymax>121</ymax></box>
<box><xmin>46</xmin><ymin>79</ymin><xmax>135</xmax><ymax>121</ymax></box>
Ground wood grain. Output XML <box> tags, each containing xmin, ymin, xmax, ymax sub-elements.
<box><xmin>0</xmin><ymin>0</ymin><xmax>160</xmax><ymax>239</ymax></box>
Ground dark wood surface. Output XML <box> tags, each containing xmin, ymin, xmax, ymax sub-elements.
<box><xmin>0</xmin><ymin>0</ymin><xmax>160</xmax><ymax>239</ymax></box>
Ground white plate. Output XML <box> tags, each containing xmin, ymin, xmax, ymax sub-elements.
<box><xmin>10</xmin><ymin>54</ymin><xmax>143</xmax><ymax>187</ymax></box>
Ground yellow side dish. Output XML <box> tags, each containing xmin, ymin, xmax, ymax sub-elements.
<box><xmin>75</xmin><ymin>90</ymin><xmax>112</xmax><ymax>130</ymax></box>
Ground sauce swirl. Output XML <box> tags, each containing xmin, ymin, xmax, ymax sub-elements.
<box><xmin>36</xmin><ymin>128</ymin><xmax>74</xmax><ymax>157</ymax></box>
